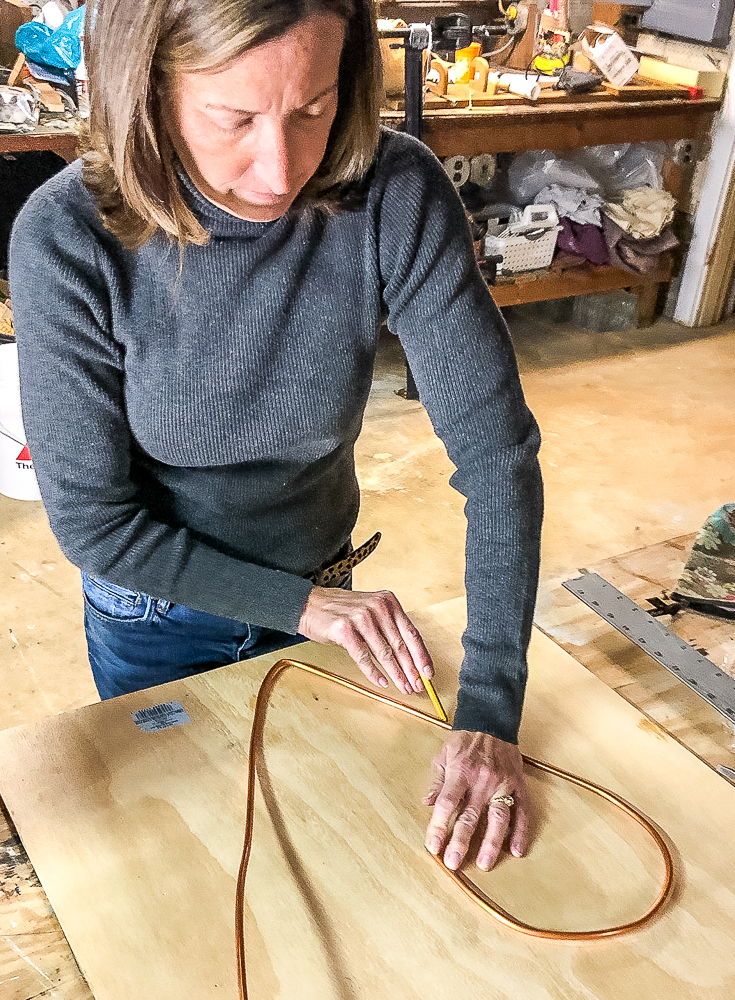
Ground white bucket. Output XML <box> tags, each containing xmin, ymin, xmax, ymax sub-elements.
<box><xmin>0</xmin><ymin>343</ymin><xmax>42</xmax><ymax>501</ymax></box>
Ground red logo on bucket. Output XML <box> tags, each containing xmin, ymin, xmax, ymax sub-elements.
<box><xmin>16</xmin><ymin>443</ymin><xmax>33</xmax><ymax>469</ymax></box>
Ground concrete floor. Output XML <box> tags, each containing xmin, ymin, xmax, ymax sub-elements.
<box><xmin>1</xmin><ymin>309</ymin><xmax>734</xmax><ymax>732</ymax></box>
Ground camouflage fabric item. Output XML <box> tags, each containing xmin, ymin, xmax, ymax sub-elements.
<box><xmin>673</xmin><ymin>504</ymin><xmax>735</xmax><ymax>618</ymax></box>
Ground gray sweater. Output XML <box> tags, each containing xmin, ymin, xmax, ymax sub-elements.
<box><xmin>9</xmin><ymin>128</ymin><xmax>542</xmax><ymax>743</ymax></box>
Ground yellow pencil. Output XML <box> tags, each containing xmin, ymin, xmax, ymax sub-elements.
<box><xmin>420</xmin><ymin>674</ymin><xmax>448</xmax><ymax>723</ymax></box>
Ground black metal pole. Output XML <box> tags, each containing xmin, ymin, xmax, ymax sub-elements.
<box><xmin>403</xmin><ymin>32</ymin><xmax>430</xmax><ymax>400</ymax></box>
<box><xmin>403</xmin><ymin>43</ymin><xmax>424</xmax><ymax>144</ymax></box>
<box><xmin>378</xmin><ymin>25</ymin><xmax>431</xmax><ymax>400</ymax></box>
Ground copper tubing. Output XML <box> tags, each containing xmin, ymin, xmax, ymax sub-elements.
<box><xmin>236</xmin><ymin>659</ymin><xmax>675</xmax><ymax>999</ymax></box>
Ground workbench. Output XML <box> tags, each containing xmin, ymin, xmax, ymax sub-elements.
<box><xmin>0</xmin><ymin>123</ymin><xmax>79</xmax><ymax>163</ymax></box>
<box><xmin>1</xmin><ymin>93</ymin><xmax>721</xmax><ymax>322</ymax></box>
<box><xmin>2</xmin><ymin>595</ymin><xmax>735</xmax><ymax>1000</ymax></box>
<box><xmin>382</xmin><ymin>95</ymin><xmax>721</xmax><ymax>320</ymax></box>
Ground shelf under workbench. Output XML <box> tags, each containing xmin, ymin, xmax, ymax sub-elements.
<box><xmin>383</xmin><ymin>95</ymin><xmax>719</xmax><ymax>318</ymax></box>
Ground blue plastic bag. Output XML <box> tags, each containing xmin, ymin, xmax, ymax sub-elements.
<box><xmin>15</xmin><ymin>7</ymin><xmax>86</xmax><ymax>72</ymax></box>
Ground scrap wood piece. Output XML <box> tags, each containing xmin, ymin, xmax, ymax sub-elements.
<box><xmin>602</xmin><ymin>76</ymin><xmax>691</xmax><ymax>101</ymax></box>
<box><xmin>535</xmin><ymin>88</ymin><xmax>610</xmax><ymax>104</ymax></box>
<box><xmin>6</xmin><ymin>51</ymin><xmax>24</xmax><ymax>87</ymax></box>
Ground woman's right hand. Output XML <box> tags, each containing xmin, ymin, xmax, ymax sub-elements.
<box><xmin>297</xmin><ymin>586</ymin><xmax>434</xmax><ymax>695</ymax></box>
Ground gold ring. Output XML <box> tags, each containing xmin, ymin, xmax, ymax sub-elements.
<box><xmin>491</xmin><ymin>794</ymin><xmax>515</xmax><ymax>808</ymax></box>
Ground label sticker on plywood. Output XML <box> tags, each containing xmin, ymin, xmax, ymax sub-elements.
<box><xmin>132</xmin><ymin>701</ymin><xmax>191</xmax><ymax>733</ymax></box>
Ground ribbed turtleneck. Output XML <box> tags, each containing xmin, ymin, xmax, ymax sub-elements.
<box><xmin>176</xmin><ymin>163</ymin><xmax>290</xmax><ymax>240</ymax></box>
<box><xmin>11</xmin><ymin>128</ymin><xmax>542</xmax><ymax>743</ymax></box>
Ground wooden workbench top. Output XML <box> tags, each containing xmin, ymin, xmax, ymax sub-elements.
<box><xmin>0</xmin><ymin>122</ymin><xmax>79</xmax><ymax>162</ymax></box>
<box><xmin>381</xmin><ymin>95</ymin><xmax>721</xmax><ymax>156</ymax></box>
<box><xmin>1</xmin><ymin>601</ymin><xmax>735</xmax><ymax>999</ymax></box>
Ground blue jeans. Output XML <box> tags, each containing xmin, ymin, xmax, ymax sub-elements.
<box><xmin>82</xmin><ymin>572</ymin><xmax>309</xmax><ymax>700</ymax></box>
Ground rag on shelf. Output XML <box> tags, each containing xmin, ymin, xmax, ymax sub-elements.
<box><xmin>603</xmin><ymin>188</ymin><xmax>677</xmax><ymax>240</ymax></box>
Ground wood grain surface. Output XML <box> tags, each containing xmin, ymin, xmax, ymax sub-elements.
<box><xmin>536</xmin><ymin>535</ymin><xmax>735</xmax><ymax>771</ymax></box>
<box><xmin>380</xmin><ymin>99</ymin><xmax>720</xmax><ymax>157</ymax></box>
<box><xmin>0</xmin><ymin>798</ymin><xmax>92</xmax><ymax>1000</ymax></box>
<box><xmin>1</xmin><ymin>601</ymin><xmax>734</xmax><ymax>999</ymax></box>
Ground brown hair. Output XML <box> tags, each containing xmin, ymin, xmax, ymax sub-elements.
<box><xmin>82</xmin><ymin>0</ymin><xmax>383</xmax><ymax>248</ymax></box>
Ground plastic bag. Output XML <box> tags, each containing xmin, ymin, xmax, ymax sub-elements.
<box><xmin>15</xmin><ymin>6</ymin><xmax>85</xmax><ymax>72</ymax></box>
<box><xmin>569</xmin><ymin>143</ymin><xmax>665</xmax><ymax>197</ymax></box>
<box><xmin>509</xmin><ymin>141</ymin><xmax>666</xmax><ymax>209</ymax></box>
<box><xmin>606</xmin><ymin>143</ymin><xmax>666</xmax><ymax>196</ymax></box>
<box><xmin>573</xmin><ymin>144</ymin><xmax>631</xmax><ymax>175</ymax></box>
<box><xmin>508</xmin><ymin>151</ymin><xmax>601</xmax><ymax>205</ymax></box>
<box><xmin>0</xmin><ymin>86</ymin><xmax>40</xmax><ymax>126</ymax></box>
<box><xmin>533</xmin><ymin>184</ymin><xmax>604</xmax><ymax>226</ymax></box>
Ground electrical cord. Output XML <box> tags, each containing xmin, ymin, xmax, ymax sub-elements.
<box><xmin>235</xmin><ymin>658</ymin><xmax>676</xmax><ymax>1000</ymax></box>
<box><xmin>482</xmin><ymin>35</ymin><xmax>517</xmax><ymax>62</ymax></box>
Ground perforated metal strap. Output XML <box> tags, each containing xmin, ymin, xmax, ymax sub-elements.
<box><xmin>563</xmin><ymin>572</ymin><xmax>735</xmax><ymax>724</ymax></box>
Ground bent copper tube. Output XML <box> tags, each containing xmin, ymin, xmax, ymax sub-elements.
<box><xmin>236</xmin><ymin>659</ymin><xmax>675</xmax><ymax>999</ymax></box>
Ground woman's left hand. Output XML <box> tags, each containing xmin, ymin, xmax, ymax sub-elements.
<box><xmin>423</xmin><ymin>731</ymin><xmax>529</xmax><ymax>871</ymax></box>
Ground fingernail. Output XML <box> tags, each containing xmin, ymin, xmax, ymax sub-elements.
<box><xmin>422</xmin><ymin>665</ymin><xmax>434</xmax><ymax>678</ymax></box>
<box><xmin>511</xmin><ymin>845</ymin><xmax>524</xmax><ymax>858</ymax></box>
<box><xmin>378</xmin><ymin>676</ymin><xmax>388</xmax><ymax>687</ymax></box>
<box><xmin>477</xmin><ymin>857</ymin><xmax>490</xmax><ymax>871</ymax></box>
<box><xmin>446</xmin><ymin>851</ymin><xmax>461</xmax><ymax>870</ymax></box>
<box><xmin>428</xmin><ymin>837</ymin><xmax>442</xmax><ymax>855</ymax></box>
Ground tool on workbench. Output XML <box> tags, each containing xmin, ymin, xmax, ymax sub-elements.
<box><xmin>531</xmin><ymin>0</ymin><xmax>570</xmax><ymax>74</ymax></box>
<box><xmin>563</xmin><ymin>572</ymin><xmax>735</xmax><ymax>725</ymax></box>
<box><xmin>553</xmin><ymin>65</ymin><xmax>604</xmax><ymax>94</ymax></box>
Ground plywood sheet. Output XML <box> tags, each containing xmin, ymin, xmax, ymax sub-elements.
<box><xmin>1</xmin><ymin>605</ymin><xmax>735</xmax><ymax>999</ymax></box>
<box><xmin>0</xmin><ymin>798</ymin><xmax>93</xmax><ymax>1000</ymax></box>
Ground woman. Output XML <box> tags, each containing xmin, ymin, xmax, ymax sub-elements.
<box><xmin>9</xmin><ymin>0</ymin><xmax>543</xmax><ymax>875</ymax></box>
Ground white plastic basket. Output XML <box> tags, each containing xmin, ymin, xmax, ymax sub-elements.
<box><xmin>484</xmin><ymin>204</ymin><xmax>561</xmax><ymax>276</ymax></box>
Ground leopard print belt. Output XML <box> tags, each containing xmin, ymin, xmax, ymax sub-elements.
<box><xmin>305</xmin><ymin>532</ymin><xmax>382</xmax><ymax>587</ymax></box>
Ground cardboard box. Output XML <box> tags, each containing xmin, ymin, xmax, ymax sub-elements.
<box><xmin>577</xmin><ymin>23</ymin><xmax>639</xmax><ymax>87</ymax></box>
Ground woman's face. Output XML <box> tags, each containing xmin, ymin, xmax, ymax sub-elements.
<box><xmin>167</xmin><ymin>13</ymin><xmax>345</xmax><ymax>221</ymax></box>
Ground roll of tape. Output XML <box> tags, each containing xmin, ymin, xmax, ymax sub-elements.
<box><xmin>470</xmin><ymin>154</ymin><xmax>497</xmax><ymax>187</ymax></box>
<box><xmin>443</xmin><ymin>155</ymin><xmax>471</xmax><ymax>189</ymax></box>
